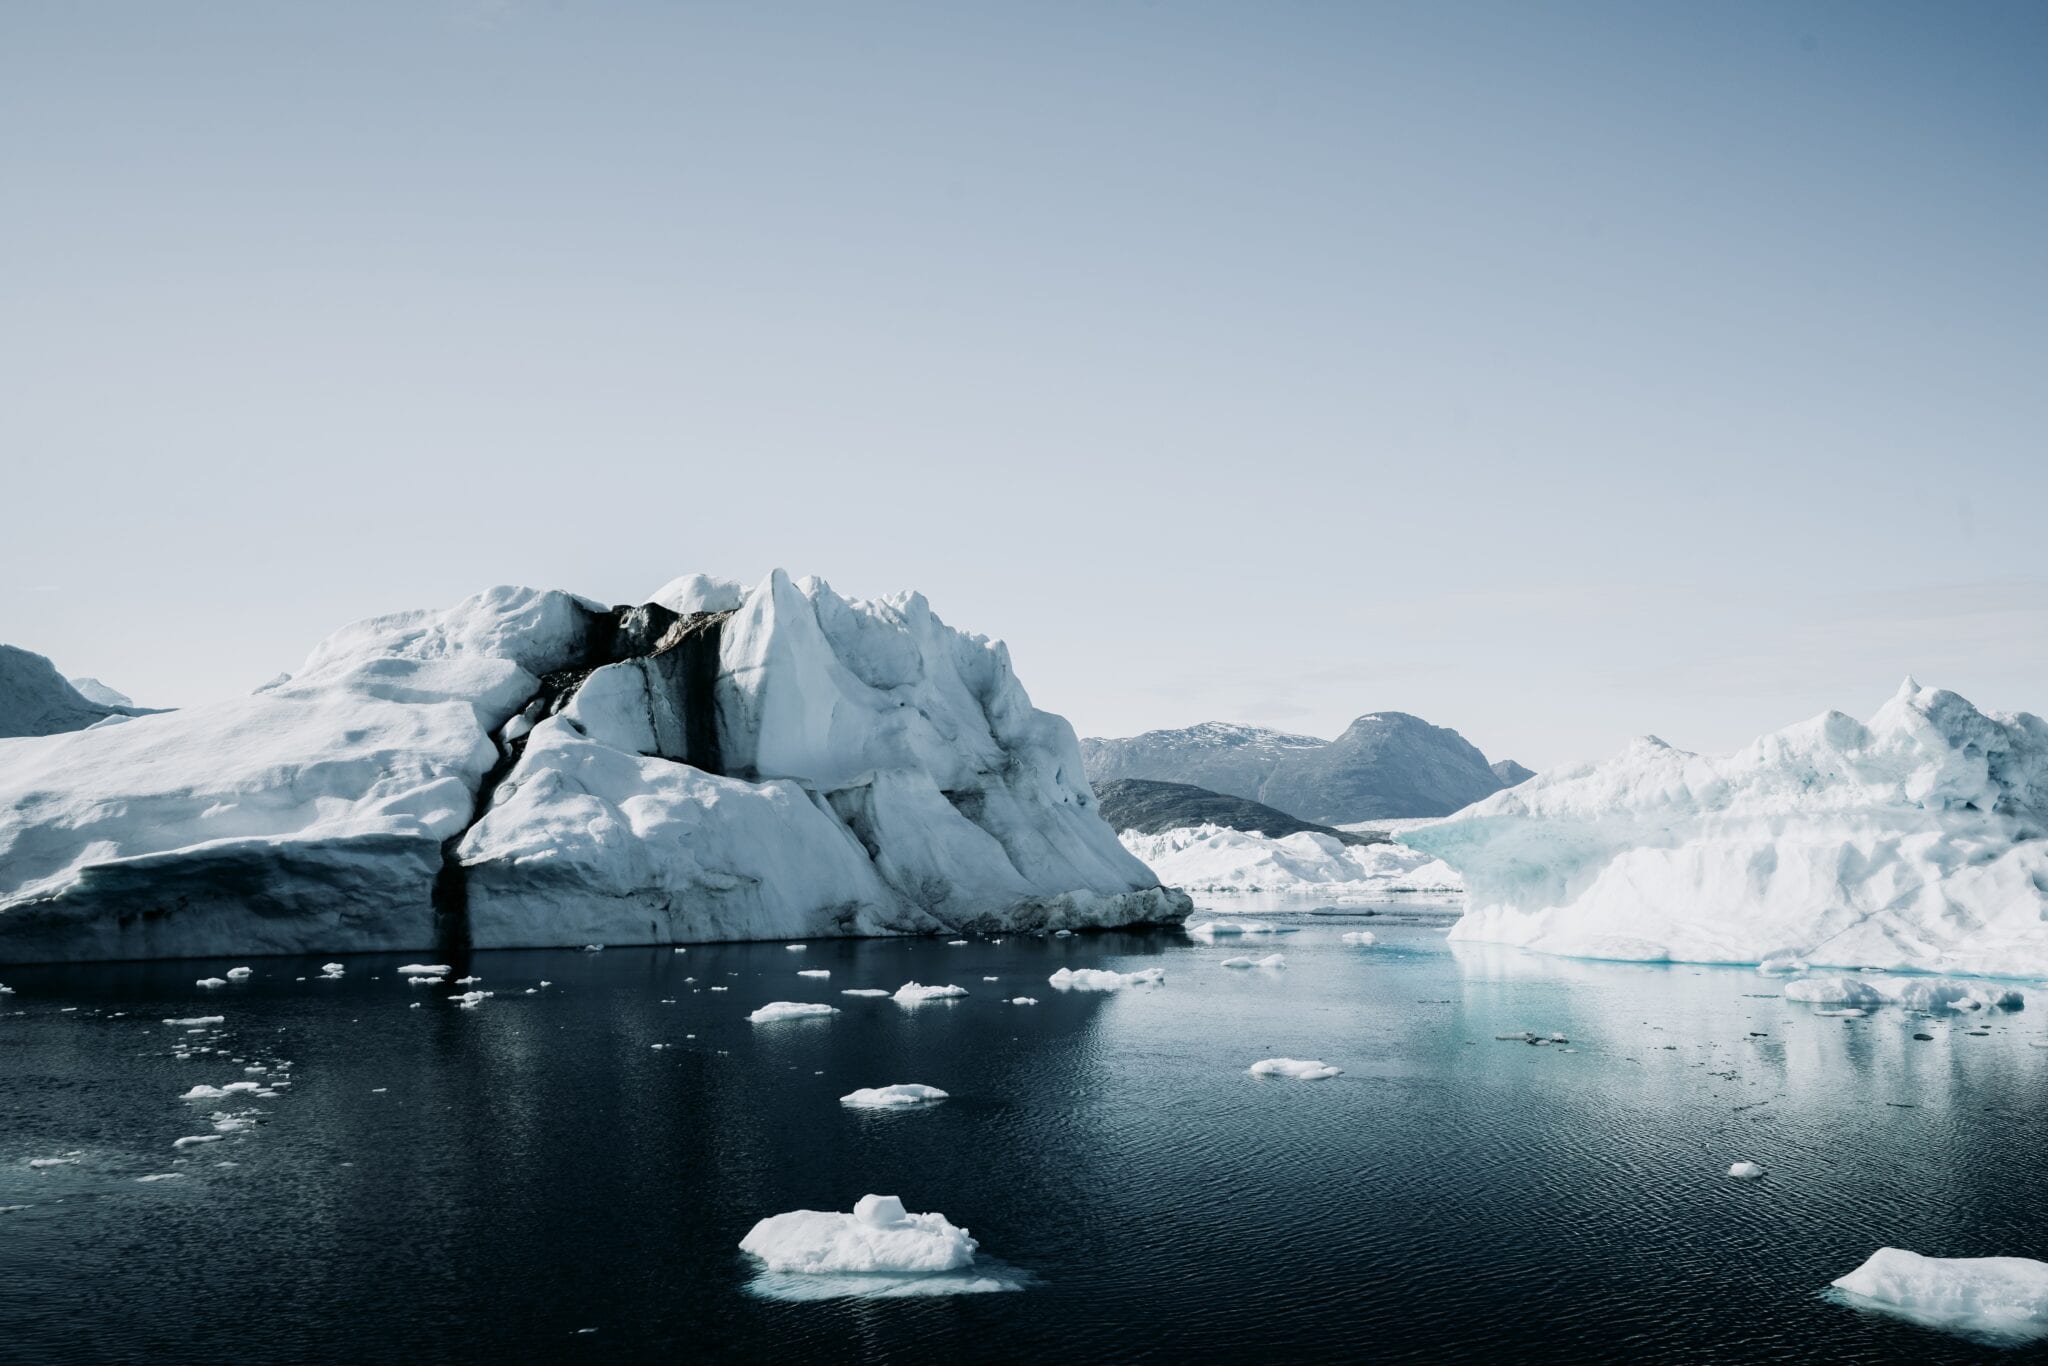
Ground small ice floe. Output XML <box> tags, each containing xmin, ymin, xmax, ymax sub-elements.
<box><xmin>742</xmin><ymin>1194</ymin><xmax>977</xmax><ymax>1274</ymax></box>
<box><xmin>1220</xmin><ymin>954</ymin><xmax>1285</xmax><ymax>970</ymax></box>
<box><xmin>1340</xmin><ymin>931</ymin><xmax>1378</xmax><ymax>946</ymax></box>
<box><xmin>841</xmin><ymin>989</ymin><xmax>889</xmax><ymax>998</ymax></box>
<box><xmin>212</xmin><ymin>1115</ymin><xmax>256</xmax><ymax>1133</ymax></box>
<box><xmin>454</xmin><ymin>976</ymin><xmax>481</xmax><ymax>985</ymax></box>
<box><xmin>946</xmin><ymin>940</ymin><xmax>968</xmax><ymax>947</ymax></box>
<box><xmin>28</xmin><ymin>1157</ymin><xmax>79</xmax><ymax>1169</ymax></box>
<box><xmin>163</xmin><ymin>1016</ymin><xmax>224</xmax><ymax>1026</ymax></box>
<box><xmin>1829</xmin><ymin>1247</ymin><xmax>2048</xmax><ymax>1344</ymax></box>
<box><xmin>1009</xmin><ymin>997</ymin><xmax>1038</xmax><ymax>1006</ymax></box>
<box><xmin>195</xmin><ymin>978</ymin><xmax>227</xmax><ymax>989</ymax></box>
<box><xmin>1247</xmin><ymin>1058</ymin><xmax>1342</xmax><ymax>1080</ymax></box>
<box><xmin>1053</xmin><ymin>929</ymin><xmax>1073</xmax><ymax>938</ymax></box>
<box><xmin>981</xmin><ymin>976</ymin><xmax>998</xmax><ymax>982</ymax></box>
<box><xmin>398</xmin><ymin>964</ymin><xmax>450</xmax><ymax>977</ymax></box>
<box><xmin>1727</xmin><ymin>1162</ymin><xmax>1765</xmax><ymax>1180</ymax></box>
<box><xmin>0</xmin><ymin>985</ymin><xmax>13</xmax><ymax>995</ymax></box>
<box><xmin>1813</xmin><ymin>1007</ymin><xmax>1868</xmax><ymax>1018</ymax></box>
<box><xmin>451</xmin><ymin>991</ymin><xmax>492</xmax><ymax>1009</ymax></box>
<box><xmin>136</xmin><ymin>1173</ymin><xmax>183</xmax><ymax>1182</ymax></box>
<box><xmin>840</xmin><ymin>1084</ymin><xmax>949</xmax><ymax>1109</ymax></box>
<box><xmin>785</xmin><ymin>944</ymin><xmax>807</xmax><ymax>952</ymax></box>
<box><xmin>1786</xmin><ymin>975</ymin><xmax>2023</xmax><ymax>1012</ymax></box>
<box><xmin>225</xmin><ymin>967</ymin><xmax>253</xmax><ymax>979</ymax></box>
<box><xmin>1048</xmin><ymin>967</ymin><xmax>1164</xmax><ymax>992</ymax></box>
<box><xmin>1492</xmin><ymin>1031</ymin><xmax>1569</xmax><ymax>1045</ymax></box>
<box><xmin>673</xmin><ymin>947</ymin><xmax>688</xmax><ymax>954</ymax></box>
<box><xmin>1188</xmin><ymin>920</ymin><xmax>1296</xmax><ymax>941</ymax></box>
<box><xmin>221</xmin><ymin>1082</ymin><xmax>262</xmax><ymax>1094</ymax></box>
<box><xmin>172</xmin><ymin>1135</ymin><xmax>223</xmax><ymax>1148</ymax></box>
<box><xmin>748</xmin><ymin>1001</ymin><xmax>839</xmax><ymax>1024</ymax></box>
<box><xmin>797</xmin><ymin>970</ymin><xmax>831</xmax><ymax>979</ymax></box>
<box><xmin>320</xmin><ymin>963</ymin><xmax>345</xmax><ymax>977</ymax></box>
<box><xmin>893</xmin><ymin>982</ymin><xmax>968</xmax><ymax>1007</ymax></box>
<box><xmin>181</xmin><ymin>1085</ymin><xmax>227</xmax><ymax>1100</ymax></box>
<box><xmin>582</xmin><ymin>944</ymin><xmax>605</xmax><ymax>952</ymax></box>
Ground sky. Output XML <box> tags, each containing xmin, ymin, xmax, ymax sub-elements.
<box><xmin>3</xmin><ymin>1</ymin><xmax>2044</xmax><ymax>770</ymax></box>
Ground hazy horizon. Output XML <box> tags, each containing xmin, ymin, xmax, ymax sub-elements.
<box><xmin>6</xmin><ymin>2</ymin><xmax>2045</xmax><ymax>769</ymax></box>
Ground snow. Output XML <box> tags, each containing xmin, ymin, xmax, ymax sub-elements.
<box><xmin>1248</xmin><ymin>1058</ymin><xmax>1342</xmax><ymax>1080</ymax></box>
<box><xmin>1</xmin><ymin>573</ymin><xmax>1187</xmax><ymax>962</ymax></box>
<box><xmin>1123</xmin><ymin>824</ymin><xmax>1463</xmax><ymax>897</ymax></box>
<box><xmin>839</xmin><ymin>1084</ymin><xmax>949</xmax><ymax>1108</ymax></box>
<box><xmin>1727</xmin><ymin>1162</ymin><xmax>1765</xmax><ymax>1179</ymax></box>
<box><xmin>1831</xmin><ymin>1248</ymin><xmax>2048</xmax><ymax>1343</ymax></box>
<box><xmin>1220</xmin><ymin>954</ymin><xmax>1285</xmax><ymax>969</ymax></box>
<box><xmin>740</xmin><ymin>1194</ymin><xmax>978</xmax><ymax>1274</ymax></box>
<box><xmin>1414</xmin><ymin>681</ymin><xmax>2048</xmax><ymax>977</ymax></box>
<box><xmin>892</xmin><ymin>982</ymin><xmax>967</xmax><ymax>1006</ymax></box>
<box><xmin>1782</xmin><ymin>975</ymin><xmax>2022</xmax><ymax>1012</ymax></box>
<box><xmin>747</xmin><ymin>1001</ymin><xmax>838</xmax><ymax>1023</ymax></box>
<box><xmin>1048</xmin><ymin>967</ymin><xmax>1164</xmax><ymax>991</ymax></box>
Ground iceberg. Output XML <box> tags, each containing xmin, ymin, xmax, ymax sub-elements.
<box><xmin>1123</xmin><ymin>824</ymin><xmax>1463</xmax><ymax>898</ymax></box>
<box><xmin>1247</xmin><ymin>1057</ymin><xmax>1342</xmax><ymax>1080</ymax></box>
<box><xmin>1048</xmin><ymin>967</ymin><xmax>1164</xmax><ymax>991</ymax></box>
<box><xmin>1726</xmin><ymin>1162</ymin><xmax>1764</xmax><ymax>1179</ymax></box>
<box><xmin>747</xmin><ymin>1001</ymin><xmax>838</xmax><ymax>1024</ymax></box>
<box><xmin>1411</xmin><ymin>682</ymin><xmax>2048</xmax><ymax>976</ymax></box>
<box><xmin>740</xmin><ymin>1194</ymin><xmax>977</xmax><ymax>1275</ymax></box>
<box><xmin>1186</xmin><ymin>919</ymin><xmax>1298</xmax><ymax>940</ymax></box>
<box><xmin>1783</xmin><ymin>975</ymin><xmax>2023</xmax><ymax>1012</ymax></box>
<box><xmin>1830</xmin><ymin>1248</ymin><xmax>2048</xmax><ymax>1343</ymax></box>
<box><xmin>0</xmin><ymin>572</ymin><xmax>1187</xmax><ymax>962</ymax></box>
<box><xmin>892</xmin><ymin>982</ymin><xmax>967</xmax><ymax>1006</ymax></box>
<box><xmin>1340</xmin><ymin>931</ymin><xmax>1378</xmax><ymax>946</ymax></box>
<box><xmin>1219</xmin><ymin>954</ymin><xmax>1285</xmax><ymax>969</ymax></box>
<box><xmin>839</xmin><ymin>1084</ymin><xmax>949</xmax><ymax>1108</ymax></box>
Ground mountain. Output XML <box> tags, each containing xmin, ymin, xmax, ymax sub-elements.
<box><xmin>67</xmin><ymin>677</ymin><xmax>134</xmax><ymax>707</ymax></box>
<box><xmin>1490</xmin><ymin>758</ymin><xmax>1535</xmax><ymax>787</ymax></box>
<box><xmin>1093</xmin><ymin>778</ymin><xmax>1382</xmax><ymax>846</ymax></box>
<box><xmin>0</xmin><ymin>571</ymin><xmax>1187</xmax><ymax>962</ymax></box>
<box><xmin>1082</xmin><ymin>713</ymin><xmax>1514</xmax><ymax>824</ymax></box>
<box><xmin>0</xmin><ymin>646</ymin><xmax>151</xmax><ymax>738</ymax></box>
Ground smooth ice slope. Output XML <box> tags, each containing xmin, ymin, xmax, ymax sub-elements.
<box><xmin>1122</xmin><ymin>824</ymin><xmax>1462</xmax><ymax>897</ymax></box>
<box><xmin>1831</xmin><ymin>1248</ymin><xmax>2048</xmax><ymax>1343</ymax></box>
<box><xmin>1412</xmin><ymin>682</ymin><xmax>2048</xmax><ymax>977</ymax></box>
<box><xmin>0</xmin><ymin>572</ymin><xmax>1186</xmax><ymax>961</ymax></box>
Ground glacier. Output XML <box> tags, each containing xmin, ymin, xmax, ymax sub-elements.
<box><xmin>0</xmin><ymin>571</ymin><xmax>1187</xmax><ymax>961</ymax></box>
<box><xmin>1408</xmin><ymin>681</ymin><xmax>2048</xmax><ymax>977</ymax></box>
<box><xmin>1118</xmin><ymin>824</ymin><xmax>1463</xmax><ymax>898</ymax></box>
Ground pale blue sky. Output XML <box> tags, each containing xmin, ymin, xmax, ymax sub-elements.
<box><xmin>4</xmin><ymin>2</ymin><xmax>2044</xmax><ymax>768</ymax></box>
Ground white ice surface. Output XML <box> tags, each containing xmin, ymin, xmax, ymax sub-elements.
<box><xmin>1248</xmin><ymin>1057</ymin><xmax>1342</xmax><ymax>1080</ymax></box>
<box><xmin>1831</xmin><ymin>1248</ymin><xmax>2048</xmax><ymax>1343</ymax></box>
<box><xmin>1048</xmin><ymin>967</ymin><xmax>1164</xmax><ymax>991</ymax></box>
<box><xmin>740</xmin><ymin>1194</ymin><xmax>978</xmax><ymax>1274</ymax></box>
<box><xmin>1125</xmin><ymin>825</ymin><xmax>1463</xmax><ymax>897</ymax></box>
<box><xmin>747</xmin><ymin>1001</ymin><xmax>838</xmax><ymax>1024</ymax></box>
<box><xmin>839</xmin><ymin>1084</ymin><xmax>949</xmax><ymax>1109</ymax></box>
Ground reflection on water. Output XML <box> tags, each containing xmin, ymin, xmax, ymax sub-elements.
<box><xmin>2</xmin><ymin>910</ymin><xmax>2045</xmax><ymax>1362</ymax></box>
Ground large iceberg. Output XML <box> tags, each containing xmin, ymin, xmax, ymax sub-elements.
<box><xmin>1830</xmin><ymin>1248</ymin><xmax>2048</xmax><ymax>1343</ymax></box>
<box><xmin>1119</xmin><ymin>824</ymin><xmax>1462</xmax><ymax>897</ymax></box>
<box><xmin>1409</xmin><ymin>682</ymin><xmax>2048</xmax><ymax>976</ymax></box>
<box><xmin>0</xmin><ymin>572</ymin><xmax>1187</xmax><ymax>961</ymax></box>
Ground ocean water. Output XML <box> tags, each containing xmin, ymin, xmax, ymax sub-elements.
<box><xmin>4</xmin><ymin>906</ymin><xmax>2047</xmax><ymax>1363</ymax></box>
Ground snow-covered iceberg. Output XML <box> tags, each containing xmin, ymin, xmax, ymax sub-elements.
<box><xmin>1120</xmin><ymin>824</ymin><xmax>1462</xmax><ymax>897</ymax></box>
<box><xmin>0</xmin><ymin>572</ymin><xmax>1187</xmax><ymax>961</ymax></box>
<box><xmin>740</xmin><ymin>1194</ymin><xmax>978</xmax><ymax>1275</ymax></box>
<box><xmin>1410</xmin><ymin>682</ymin><xmax>2048</xmax><ymax>977</ymax></box>
<box><xmin>1830</xmin><ymin>1248</ymin><xmax>2048</xmax><ymax>1344</ymax></box>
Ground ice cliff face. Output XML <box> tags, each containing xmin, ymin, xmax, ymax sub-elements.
<box><xmin>1407</xmin><ymin>681</ymin><xmax>2048</xmax><ymax>976</ymax></box>
<box><xmin>0</xmin><ymin>572</ymin><xmax>1186</xmax><ymax>962</ymax></box>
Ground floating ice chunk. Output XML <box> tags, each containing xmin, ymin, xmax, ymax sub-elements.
<box><xmin>797</xmin><ymin>969</ymin><xmax>831</xmax><ymax>979</ymax></box>
<box><xmin>582</xmin><ymin>944</ymin><xmax>604</xmax><ymax>952</ymax></box>
<box><xmin>1756</xmin><ymin>952</ymin><xmax>1810</xmax><ymax>976</ymax></box>
<box><xmin>1813</xmin><ymin>1007</ymin><xmax>1867</xmax><ymax>1018</ymax></box>
<box><xmin>1188</xmin><ymin>920</ymin><xmax>1298</xmax><ymax>941</ymax></box>
<box><xmin>212</xmin><ymin>1115</ymin><xmax>255</xmax><ymax>1132</ymax></box>
<box><xmin>1248</xmin><ymin>1057</ymin><xmax>1342</xmax><ymax>1080</ymax></box>
<box><xmin>172</xmin><ymin>1135</ymin><xmax>223</xmax><ymax>1148</ymax></box>
<box><xmin>195</xmin><ymin>978</ymin><xmax>227</xmax><ymax>989</ymax></box>
<box><xmin>397</xmin><ymin>964</ymin><xmax>450</xmax><ymax>976</ymax></box>
<box><xmin>136</xmin><ymin>1173</ymin><xmax>183</xmax><ymax>1182</ymax></box>
<box><xmin>981</xmin><ymin>976</ymin><xmax>998</xmax><ymax>982</ymax></box>
<box><xmin>180</xmin><ymin>1085</ymin><xmax>227</xmax><ymax>1100</ymax></box>
<box><xmin>748</xmin><ymin>1001</ymin><xmax>839</xmax><ymax>1023</ymax></box>
<box><xmin>1220</xmin><ymin>954</ymin><xmax>1285</xmax><ymax>969</ymax></box>
<box><xmin>946</xmin><ymin>940</ymin><xmax>968</xmax><ymax>946</ymax></box>
<box><xmin>1727</xmin><ymin>1162</ymin><xmax>1765</xmax><ymax>1179</ymax></box>
<box><xmin>320</xmin><ymin>963</ymin><xmax>345</xmax><ymax>976</ymax></box>
<box><xmin>1053</xmin><ymin>929</ymin><xmax>1073</xmax><ymax>938</ymax></box>
<box><xmin>839</xmin><ymin>1084</ymin><xmax>949</xmax><ymax>1109</ymax></box>
<box><xmin>28</xmin><ymin>1157</ymin><xmax>78</xmax><ymax>1168</ymax></box>
<box><xmin>163</xmin><ymin>1016</ymin><xmax>224</xmax><ymax>1026</ymax></box>
<box><xmin>840</xmin><ymin>988</ymin><xmax>889</xmax><ymax>998</ymax></box>
<box><xmin>220</xmin><ymin>1082</ymin><xmax>262</xmax><ymax>1094</ymax></box>
<box><xmin>1785</xmin><ymin>975</ymin><xmax>2024</xmax><ymax>1012</ymax></box>
<box><xmin>1008</xmin><ymin>997</ymin><xmax>1038</xmax><ymax>1005</ymax></box>
<box><xmin>1830</xmin><ymin>1248</ymin><xmax>2048</xmax><ymax>1343</ymax></box>
<box><xmin>451</xmin><ymin>991</ymin><xmax>492</xmax><ymax>1008</ymax></box>
<box><xmin>785</xmin><ymin>944</ymin><xmax>807</xmax><ymax>952</ymax></box>
<box><xmin>1048</xmin><ymin>967</ymin><xmax>1164</xmax><ymax>991</ymax></box>
<box><xmin>1341</xmin><ymin>931</ymin><xmax>1378</xmax><ymax>946</ymax></box>
<box><xmin>454</xmin><ymin>976</ymin><xmax>481</xmax><ymax>985</ymax></box>
<box><xmin>740</xmin><ymin>1194</ymin><xmax>978</xmax><ymax>1275</ymax></box>
<box><xmin>225</xmin><ymin>967</ymin><xmax>252</xmax><ymax>979</ymax></box>
<box><xmin>893</xmin><ymin>982</ymin><xmax>968</xmax><ymax>1006</ymax></box>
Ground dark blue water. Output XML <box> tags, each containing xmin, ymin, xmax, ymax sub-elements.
<box><xmin>5</xmin><ymin>909</ymin><xmax>2047</xmax><ymax>1363</ymax></box>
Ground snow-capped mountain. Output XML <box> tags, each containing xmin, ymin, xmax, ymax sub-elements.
<box><xmin>1083</xmin><ymin>713</ymin><xmax>1522</xmax><ymax>824</ymax></box>
<box><xmin>0</xmin><ymin>646</ymin><xmax>151</xmax><ymax>738</ymax></box>
<box><xmin>1409</xmin><ymin>680</ymin><xmax>2048</xmax><ymax>976</ymax></box>
<box><xmin>1093</xmin><ymin>777</ymin><xmax>1375</xmax><ymax>843</ymax></box>
<box><xmin>0</xmin><ymin>572</ymin><xmax>1187</xmax><ymax>961</ymax></box>
<box><xmin>66</xmin><ymin>676</ymin><xmax>135</xmax><ymax>708</ymax></box>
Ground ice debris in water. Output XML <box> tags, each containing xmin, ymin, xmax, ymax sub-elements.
<box><xmin>1248</xmin><ymin>1058</ymin><xmax>1342</xmax><ymax>1080</ymax></box>
<box><xmin>172</xmin><ymin>1135</ymin><xmax>223</xmax><ymax>1148</ymax></box>
<box><xmin>893</xmin><ymin>982</ymin><xmax>968</xmax><ymax>1006</ymax></box>
<box><xmin>1785</xmin><ymin>975</ymin><xmax>2023</xmax><ymax>1012</ymax></box>
<box><xmin>28</xmin><ymin>1157</ymin><xmax>79</xmax><ymax>1169</ymax></box>
<box><xmin>797</xmin><ymin>969</ymin><xmax>831</xmax><ymax>979</ymax></box>
<box><xmin>946</xmin><ymin>940</ymin><xmax>968</xmax><ymax>946</ymax></box>
<box><xmin>320</xmin><ymin>963</ymin><xmax>345</xmax><ymax>977</ymax></box>
<box><xmin>1220</xmin><ymin>954</ymin><xmax>1285</xmax><ymax>969</ymax></box>
<box><xmin>1830</xmin><ymin>1248</ymin><xmax>2048</xmax><ymax>1344</ymax></box>
<box><xmin>839</xmin><ymin>1084</ymin><xmax>949</xmax><ymax>1109</ymax></box>
<box><xmin>1341</xmin><ymin>931</ymin><xmax>1378</xmax><ymax>946</ymax></box>
<box><xmin>785</xmin><ymin>944</ymin><xmax>807</xmax><ymax>952</ymax></box>
<box><xmin>748</xmin><ymin>1001</ymin><xmax>838</xmax><ymax>1023</ymax></box>
<box><xmin>1727</xmin><ymin>1162</ymin><xmax>1765</xmax><ymax>1179</ymax></box>
<box><xmin>181</xmin><ymin>1085</ymin><xmax>227</xmax><ymax>1100</ymax></box>
<box><xmin>1756</xmin><ymin>952</ymin><xmax>1809</xmax><ymax>976</ymax></box>
<box><xmin>840</xmin><ymin>988</ymin><xmax>890</xmax><ymax>998</ymax></box>
<box><xmin>451</xmin><ymin>991</ymin><xmax>492</xmax><ymax>1008</ymax></box>
<box><xmin>225</xmin><ymin>967</ymin><xmax>252</xmax><ymax>979</ymax></box>
<box><xmin>1009</xmin><ymin>997</ymin><xmax>1039</xmax><ymax>1006</ymax></box>
<box><xmin>195</xmin><ymin>978</ymin><xmax>226</xmax><ymax>989</ymax></box>
<box><xmin>136</xmin><ymin>1173</ymin><xmax>183</xmax><ymax>1182</ymax></box>
<box><xmin>398</xmin><ymin>964</ymin><xmax>449</xmax><ymax>976</ymax></box>
<box><xmin>164</xmin><ymin>1016</ymin><xmax>223</xmax><ymax>1026</ymax></box>
<box><xmin>740</xmin><ymin>1194</ymin><xmax>978</xmax><ymax>1274</ymax></box>
<box><xmin>1048</xmin><ymin>967</ymin><xmax>1163</xmax><ymax>991</ymax></box>
<box><xmin>1188</xmin><ymin>920</ymin><xmax>1297</xmax><ymax>941</ymax></box>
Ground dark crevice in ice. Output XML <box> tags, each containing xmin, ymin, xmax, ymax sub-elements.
<box><xmin>431</xmin><ymin>603</ymin><xmax>733</xmax><ymax>955</ymax></box>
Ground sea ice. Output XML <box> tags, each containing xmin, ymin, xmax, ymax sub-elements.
<box><xmin>180</xmin><ymin>1085</ymin><xmax>227</xmax><ymax>1100</ymax></box>
<box><xmin>1220</xmin><ymin>954</ymin><xmax>1286</xmax><ymax>969</ymax></box>
<box><xmin>398</xmin><ymin>965</ymin><xmax>450</xmax><ymax>976</ymax></box>
<box><xmin>163</xmin><ymin>1016</ymin><xmax>223</xmax><ymax>1026</ymax></box>
<box><xmin>893</xmin><ymin>982</ymin><xmax>968</xmax><ymax>1006</ymax></box>
<box><xmin>748</xmin><ymin>1001</ymin><xmax>839</xmax><ymax>1023</ymax></box>
<box><xmin>740</xmin><ymin>1194</ymin><xmax>978</xmax><ymax>1274</ymax></box>
<box><xmin>840</xmin><ymin>988</ymin><xmax>889</xmax><ymax>998</ymax></box>
<box><xmin>172</xmin><ymin>1135</ymin><xmax>223</xmax><ymax>1148</ymax></box>
<box><xmin>1247</xmin><ymin>1058</ymin><xmax>1342</xmax><ymax>1080</ymax></box>
<box><xmin>797</xmin><ymin>969</ymin><xmax>830</xmax><ymax>978</ymax></box>
<box><xmin>1830</xmin><ymin>1247</ymin><xmax>2048</xmax><ymax>1343</ymax></box>
<box><xmin>1186</xmin><ymin>919</ymin><xmax>1297</xmax><ymax>940</ymax></box>
<box><xmin>1009</xmin><ymin>997</ymin><xmax>1038</xmax><ymax>1005</ymax></box>
<box><xmin>1783</xmin><ymin>976</ymin><xmax>2023</xmax><ymax>1012</ymax></box>
<box><xmin>1727</xmin><ymin>1162</ymin><xmax>1765</xmax><ymax>1179</ymax></box>
<box><xmin>1048</xmin><ymin>967</ymin><xmax>1164</xmax><ymax>991</ymax></box>
<box><xmin>839</xmin><ymin>1084</ymin><xmax>949</xmax><ymax>1109</ymax></box>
